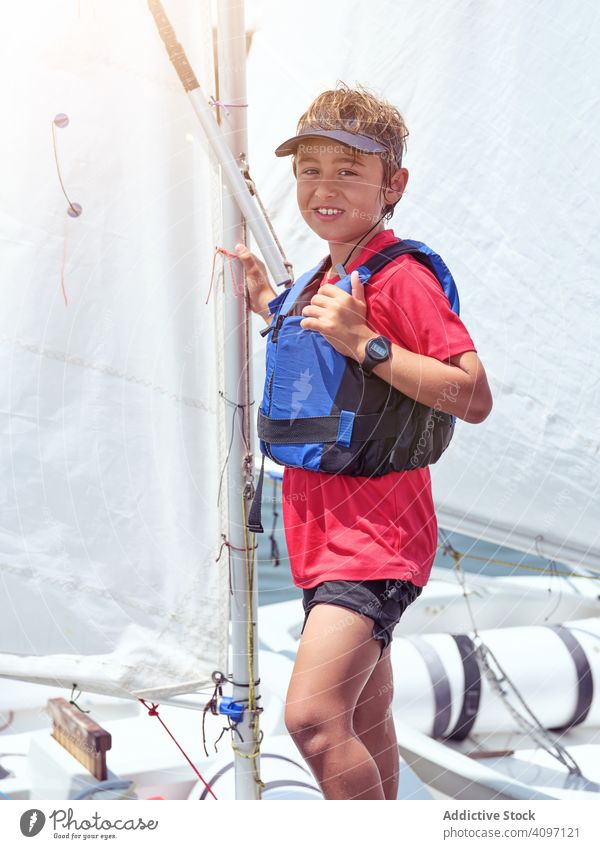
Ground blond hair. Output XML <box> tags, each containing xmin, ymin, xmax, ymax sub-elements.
<box><xmin>292</xmin><ymin>81</ymin><xmax>409</xmax><ymax>218</ymax></box>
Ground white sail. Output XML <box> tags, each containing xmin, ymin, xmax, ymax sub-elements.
<box><xmin>0</xmin><ymin>1</ymin><xmax>230</xmax><ymax>698</ymax></box>
<box><xmin>247</xmin><ymin>0</ymin><xmax>600</xmax><ymax>571</ymax></box>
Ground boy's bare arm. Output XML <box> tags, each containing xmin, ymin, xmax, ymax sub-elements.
<box><xmin>359</xmin><ymin>345</ymin><xmax>493</xmax><ymax>424</ymax></box>
<box><xmin>234</xmin><ymin>243</ymin><xmax>275</xmax><ymax>324</ymax></box>
<box><xmin>256</xmin><ymin>303</ymin><xmax>274</xmax><ymax>325</ymax></box>
<box><xmin>300</xmin><ymin>273</ymin><xmax>493</xmax><ymax>424</ymax></box>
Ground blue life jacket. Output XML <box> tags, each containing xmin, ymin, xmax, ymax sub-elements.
<box><xmin>247</xmin><ymin>239</ymin><xmax>461</xmax><ymax>532</ymax></box>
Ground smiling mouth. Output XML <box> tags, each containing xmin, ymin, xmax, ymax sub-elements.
<box><xmin>314</xmin><ymin>207</ymin><xmax>344</xmax><ymax>218</ymax></box>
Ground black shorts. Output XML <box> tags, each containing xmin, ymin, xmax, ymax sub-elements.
<box><xmin>301</xmin><ymin>578</ymin><xmax>423</xmax><ymax>660</ymax></box>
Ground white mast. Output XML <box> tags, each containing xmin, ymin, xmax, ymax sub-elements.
<box><xmin>216</xmin><ymin>0</ymin><xmax>263</xmax><ymax>801</ymax></box>
<box><xmin>146</xmin><ymin>0</ymin><xmax>272</xmax><ymax>798</ymax></box>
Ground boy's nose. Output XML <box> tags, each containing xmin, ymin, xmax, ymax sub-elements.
<box><xmin>314</xmin><ymin>184</ymin><xmax>338</xmax><ymax>200</ymax></box>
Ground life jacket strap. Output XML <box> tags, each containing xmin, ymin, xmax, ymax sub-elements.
<box><xmin>358</xmin><ymin>240</ymin><xmax>418</xmax><ymax>276</ymax></box>
<box><xmin>258</xmin><ymin>408</ymin><xmax>411</xmax><ymax>444</ymax></box>
<box><xmin>246</xmin><ymin>454</ymin><xmax>266</xmax><ymax>533</ymax></box>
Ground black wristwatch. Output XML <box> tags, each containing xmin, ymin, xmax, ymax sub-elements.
<box><xmin>360</xmin><ymin>335</ymin><xmax>392</xmax><ymax>376</ymax></box>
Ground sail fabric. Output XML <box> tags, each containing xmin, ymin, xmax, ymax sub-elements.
<box><xmin>0</xmin><ymin>1</ymin><xmax>230</xmax><ymax>698</ymax></box>
<box><xmin>247</xmin><ymin>0</ymin><xmax>600</xmax><ymax>572</ymax></box>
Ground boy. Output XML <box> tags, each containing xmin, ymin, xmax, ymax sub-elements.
<box><xmin>235</xmin><ymin>83</ymin><xmax>492</xmax><ymax>800</ymax></box>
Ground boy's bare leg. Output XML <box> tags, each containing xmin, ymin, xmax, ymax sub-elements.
<box><xmin>285</xmin><ymin>603</ymin><xmax>385</xmax><ymax>800</ymax></box>
<box><xmin>352</xmin><ymin>643</ymin><xmax>399</xmax><ymax>800</ymax></box>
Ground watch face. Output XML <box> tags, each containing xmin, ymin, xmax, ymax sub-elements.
<box><xmin>368</xmin><ymin>338</ymin><xmax>389</xmax><ymax>359</ymax></box>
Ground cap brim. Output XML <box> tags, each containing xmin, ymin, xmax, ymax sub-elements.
<box><xmin>274</xmin><ymin>128</ymin><xmax>387</xmax><ymax>157</ymax></box>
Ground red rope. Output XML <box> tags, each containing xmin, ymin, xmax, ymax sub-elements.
<box><xmin>217</xmin><ymin>247</ymin><xmax>238</xmax><ymax>259</ymax></box>
<box><xmin>205</xmin><ymin>247</ymin><xmax>244</xmax><ymax>304</ymax></box>
<box><xmin>139</xmin><ymin>698</ymin><xmax>218</xmax><ymax>800</ymax></box>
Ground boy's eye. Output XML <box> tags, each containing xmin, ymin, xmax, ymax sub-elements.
<box><xmin>299</xmin><ymin>169</ymin><xmax>358</xmax><ymax>177</ymax></box>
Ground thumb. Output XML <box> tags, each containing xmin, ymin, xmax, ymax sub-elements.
<box><xmin>234</xmin><ymin>243</ymin><xmax>255</xmax><ymax>271</ymax></box>
<box><xmin>350</xmin><ymin>270</ymin><xmax>365</xmax><ymax>303</ymax></box>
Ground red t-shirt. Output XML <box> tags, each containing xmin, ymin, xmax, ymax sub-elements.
<box><xmin>281</xmin><ymin>229</ymin><xmax>477</xmax><ymax>589</ymax></box>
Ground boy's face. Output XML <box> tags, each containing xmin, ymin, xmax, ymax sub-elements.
<box><xmin>294</xmin><ymin>140</ymin><xmax>404</xmax><ymax>247</ymax></box>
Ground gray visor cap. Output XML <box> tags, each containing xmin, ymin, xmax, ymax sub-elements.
<box><xmin>274</xmin><ymin>127</ymin><xmax>388</xmax><ymax>157</ymax></box>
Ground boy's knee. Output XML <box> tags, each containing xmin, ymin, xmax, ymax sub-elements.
<box><xmin>284</xmin><ymin>703</ymin><xmax>322</xmax><ymax>738</ymax></box>
<box><xmin>352</xmin><ymin>699</ymin><xmax>393</xmax><ymax>738</ymax></box>
<box><xmin>353</xmin><ymin>673</ymin><xmax>394</xmax><ymax>735</ymax></box>
<box><xmin>284</xmin><ymin>702</ymin><xmax>350</xmax><ymax>751</ymax></box>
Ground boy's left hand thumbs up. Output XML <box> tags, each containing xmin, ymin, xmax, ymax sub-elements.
<box><xmin>350</xmin><ymin>269</ymin><xmax>366</xmax><ymax>307</ymax></box>
<box><xmin>300</xmin><ymin>270</ymin><xmax>372</xmax><ymax>361</ymax></box>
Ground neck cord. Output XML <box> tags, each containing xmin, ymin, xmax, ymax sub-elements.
<box><xmin>325</xmin><ymin>205</ymin><xmax>395</xmax><ymax>280</ymax></box>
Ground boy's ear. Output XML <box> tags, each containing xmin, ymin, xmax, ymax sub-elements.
<box><xmin>384</xmin><ymin>167</ymin><xmax>409</xmax><ymax>202</ymax></box>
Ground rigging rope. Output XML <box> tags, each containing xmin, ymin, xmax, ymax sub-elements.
<box><xmin>238</xmin><ymin>493</ymin><xmax>266</xmax><ymax>797</ymax></box>
<box><xmin>207</xmin><ymin>248</ymin><xmax>245</xmax><ymax>304</ymax></box>
<box><xmin>51</xmin><ymin>114</ymin><xmax>83</xmax><ymax>307</ymax></box>
<box><xmin>233</xmin><ymin>213</ymin><xmax>266</xmax><ymax>798</ymax></box>
<box><xmin>241</xmin><ymin>160</ymin><xmax>293</xmax><ymax>282</ymax></box>
<box><xmin>445</xmin><ymin>540</ymin><xmax>585</xmax><ymax>778</ymax></box>
<box><xmin>69</xmin><ymin>683</ymin><xmax>90</xmax><ymax>715</ymax></box>
<box><xmin>139</xmin><ymin>699</ymin><xmax>218</xmax><ymax>800</ymax></box>
<box><xmin>438</xmin><ymin>540</ymin><xmax>599</xmax><ymax>581</ymax></box>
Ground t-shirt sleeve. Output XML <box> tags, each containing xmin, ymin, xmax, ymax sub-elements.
<box><xmin>367</xmin><ymin>255</ymin><xmax>477</xmax><ymax>361</ymax></box>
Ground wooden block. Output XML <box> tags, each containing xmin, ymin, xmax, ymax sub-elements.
<box><xmin>47</xmin><ymin>698</ymin><xmax>112</xmax><ymax>781</ymax></box>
